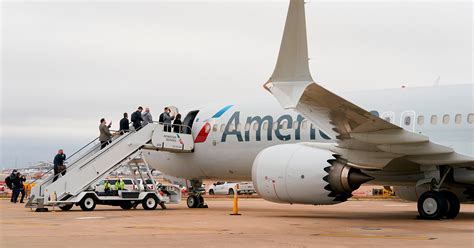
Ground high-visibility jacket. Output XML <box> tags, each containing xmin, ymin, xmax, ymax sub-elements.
<box><xmin>115</xmin><ymin>179</ymin><xmax>125</xmax><ymax>190</ymax></box>
<box><xmin>104</xmin><ymin>181</ymin><xmax>111</xmax><ymax>190</ymax></box>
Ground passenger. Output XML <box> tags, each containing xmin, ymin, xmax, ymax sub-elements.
<box><xmin>99</xmin><ymin>118</ymin><xmax>112</xmax><ymax>149</ymax></box>
<box><xmin>12</xmin><ymin>173</ymin><xmax>26</xmax><ymax>203</ymax></box>
<box><xmin>119</xmin><ymin>112</ymin><xmax>130</xmax><ymax>134</ymax></box>
<box><xmin>115</xmin><ymin>178</ymin><xmax>125</xmax><ymax>191</ymax></box>
<box><xmin>141</xmin><ymin>107</ymin><xmax>153</xmax><ymax>127</ymax></box>
<box><xmin>159</xmin><ymin>107</ymin><xmax>174</xmax><ymax>132</ymax></box>
<box><xmin>131</xmin><ymin>106</ymin><xmax>144</xmax><ymax>131</ymax></box>
<box><xmin>52</xmin><ymin>149</ymin><xmax>67</xmax><ymax>182</ymax></box>
<box><xmin>172</xmin><ymin>114</ymin><xmax>182</xmax><ymax>133</ymax></box>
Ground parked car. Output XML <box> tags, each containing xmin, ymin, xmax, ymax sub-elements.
<box><xmin>208</xmin><ymin>181</ymin><xmax>255</xmax><ymax>195</ymax></box>
<box><xmin>95</xmin><ymin>178</ymin><xmax>136</xmax><ymax>192</ymax></box>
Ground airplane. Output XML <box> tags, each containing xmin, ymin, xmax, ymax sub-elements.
<box><xmin>143</xmin><ymin>0</ymin><xmax>473</xmax><ymax>219</ymax></box>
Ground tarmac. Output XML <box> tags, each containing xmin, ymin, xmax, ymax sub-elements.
<box><xmin>0</xmin><ymin>198</ymin><xmax>473</xmax><ymax>248</ymax></box>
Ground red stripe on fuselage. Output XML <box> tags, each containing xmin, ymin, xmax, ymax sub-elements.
<box><xmin>194</xmin><ymin>122</ymin><xmax>211</xmax><ymax>143</ymax></box>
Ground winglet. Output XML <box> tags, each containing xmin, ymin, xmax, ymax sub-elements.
<box><xmin>264</xmin><ymin>0</ymin><xmax>313</xmax><ymax>109</ymax></box>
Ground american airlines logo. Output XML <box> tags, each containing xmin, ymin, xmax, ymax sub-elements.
<box><xmin>221</xmin><ymin>111</ymin><xmax>331</xmax><ymax>142</ymax></box>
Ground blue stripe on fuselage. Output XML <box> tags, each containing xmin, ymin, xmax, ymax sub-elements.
<box><xmin>212</xmin><ymin>105</ymin><xmax>233</xmax><ymax>118</ymax></box>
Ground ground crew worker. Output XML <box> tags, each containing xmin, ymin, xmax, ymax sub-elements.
<box><xmin>104</xmin><ymin>180</ymin><xmax>111</xmax><ymax>193</ymax></box>
<box><xmin>115</xmin><ymin>178</ymin><xmax>125</xmax><ymax>190</ymax></box>
<box><xmin>24</xmin><ymin>181</ymin><xmax>32</xmax><ymax>199</ymax></box>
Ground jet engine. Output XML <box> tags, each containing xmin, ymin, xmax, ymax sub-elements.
<box><xmin>252</xmin><ymin>144</ymin><xmax>373</xmax><ymax>205</ymax></box>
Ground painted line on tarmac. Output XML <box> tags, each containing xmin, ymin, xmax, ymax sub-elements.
<box><xmin>313</xmin><ymin>233</ymin><xmax>435</xmax><ymax>240</ymax></box>
<box><xmin>75</xmin><ymin>217</ymin><xmax>105</xmax><ymax>220</ymax></box>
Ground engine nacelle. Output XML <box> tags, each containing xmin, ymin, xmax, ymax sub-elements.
<box><xmin>252</xmin><ymin>144</ymin><xmax>373</xmax><ymax>205</ymax></box>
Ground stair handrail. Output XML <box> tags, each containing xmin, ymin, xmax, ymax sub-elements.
<box><xmin>30</xmin><ymin>136</ymin><xmax>101</xmax><ymax>186</ymax></box>
<box><xmin>34</xmin><ymin>131</ymin><xmax>136</xmax><ymax>197</ymax></box>
<box><xmin>154</xmin><ymin>121</ymin><xmax>193</xmax><ymax>135</ymax></box>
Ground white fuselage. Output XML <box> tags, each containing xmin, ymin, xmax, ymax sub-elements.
<box><xmin>144</xmin><ymin>84</ymin><xmax>474</xmax><ymax>182</ymax></box>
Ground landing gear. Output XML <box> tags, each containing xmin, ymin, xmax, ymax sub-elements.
<box><xmin>441</xmin><ymin>191</ymin><xmax>460</xmax><ymax>219</ymax></box>
<box><xmin>416</xmin><ymin>166</ymin><xmax>461</xmax><ymax>220</ymax></box>
<box><xmin>417</xmin><ymin>190</ymin><xmax>460</xmax><ymax>220</ymax></box>
<box><xmin>417</xmin><ymin>191</ymin><xmax>446</xmax><ymax>219</ymax></box>
<box><xmin>186</xmin><ymin>195</ymin><xmax>199</xmax><ymax>208</ymax></box>
<box><xmin>186</xmin><ymin>195</ymin><xmax>206</xmax><ymax>208</ymax></box>
<box><xmin>186</xmin><ymin>179</ymin><xmax>208</xmax><ymax>208</ymax></box>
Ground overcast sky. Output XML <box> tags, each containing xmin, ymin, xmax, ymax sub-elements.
<box><xmin>1</xmin><ymin>0</ymin><xmax>472</xmax><ymax>168</ymax></box>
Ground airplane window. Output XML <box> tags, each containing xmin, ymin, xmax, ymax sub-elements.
<box><xmin>244</xmin><ymin>123</ymin><xmax>250</xmax><ymax>131</ymax></box>
<box><xmin>431</xmin><ymin>115</ymin><xmax>438</xmax><ymax>125</ymax></box>
<box><xmin>220</xmin><ymin>124</ymin><xmax>226</xmax><ymax>132</ymax></box>
<box><xmin>370</xmin><ymin>111</ymin><xmax>379</xmax><ymax>117</ymax></box>
<box><xmin>455</xmin><ymin>114</ymin><xmax>462</xmax><ymax>124</ymax></box>
<box><xmin>417</xmin><ymin>116</ymin><xmax>424</xmax><ymax>125</ymax></box>
<box><xmin>442</xmin><ymin>115</ymin><xmax>450</xmax><ymax>125</ymax></box>
<box><xmin>404</xmin><ymin>116</ymin><xmax>411</xmax><ymax>126</ymax></box>
<box><xmin>212</xmin><ymin>124</ymin><xmax>218</xmax><ymax>132</ymax></box>
<box><xmin>468</xmin><ymin>114</ymin><xmax>474</xmax><ymax>124</ymax></box>
<box><xmin>302</xmin><ymin>120</ymin><xmax>308</xmax><ymax>129</ymax></box>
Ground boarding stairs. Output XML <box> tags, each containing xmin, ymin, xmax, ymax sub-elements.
<box><xmin>27</xmin><ymin>122</ymin><xmax>193</xmax><ymax>208</ymax></box>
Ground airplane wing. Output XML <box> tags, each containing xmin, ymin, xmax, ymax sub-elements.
<box><xmin>264</xmin><ymin>0</ymin><xmax>474</xmax><ymax>169</ymax></box>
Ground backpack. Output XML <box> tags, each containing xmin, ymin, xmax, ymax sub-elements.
<box><xmin>5</xmin><ymin>175</ymin><xmax>12</xmax><ymax>189</ymax></box>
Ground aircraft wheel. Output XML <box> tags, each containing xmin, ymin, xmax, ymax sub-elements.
<box><xmin>80</xmin><ymin>195</ymin><xmax>96</xmax><ymax>211</ymax></box>
<box><xmin>209</xmin><ymin>189</ymin><xmax>215</xmax><ymax>195</ymax></box>
<box><xmin>228</xmin><ymin>188</ymin><xmax>235</xmax><ymax>195</ymax></box>
<box><xmin>142</xmin><ymin>194</ymin><xmax>158</xmax><ymax>210</ymax></box>
<box><xmin>187</xmin><ymin>195</ymin><xmax>201</xmax><ymax>208</ymax></box>
<box><xmin>441</xmin><ymin>191</ymin><xmax>460</xmax><ymax>219</ymax></box>
<box><xmin>417</xmin><ymin>191</ymin><xmax>446</xmax><ymax>219</ymax></box>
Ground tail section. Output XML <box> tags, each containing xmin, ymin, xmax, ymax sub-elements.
<box><xmin>264</xmin><ymin>0</ymin><xmax>313</xmax><ymax>109</ymax></box>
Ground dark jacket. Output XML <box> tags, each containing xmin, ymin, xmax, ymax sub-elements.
<box><xmin>54</xmin><ymin>153</ymin><xmax>66</xmax><ymax>166</ymax></box>
<box><xmin>53</xmin><ymin>153</ymin><xmax>66</xmax><ymax>171</ymax></box>
<box><xmin>172</xmin><ymin>119</ymin><xmax>182</xmax><ymax>133</ymax></box>
<box><xmin>119</xmin><ymin>117</ymin><xmax>129</xmax><ymax>132</ymax></box>
<box><xmin>131</xmin><ymin>111</ymin><xmax>143</xmax><ymax>128</ymax></box>
<box><xmin>159</xmin><ymin>112</ymin><xmax>173</xmax><ymax>124</ymax></box>
<box><xmin>13</xmin><ymin>176</ymin><xmax>25</xmax><ymax>189</ymax></box>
